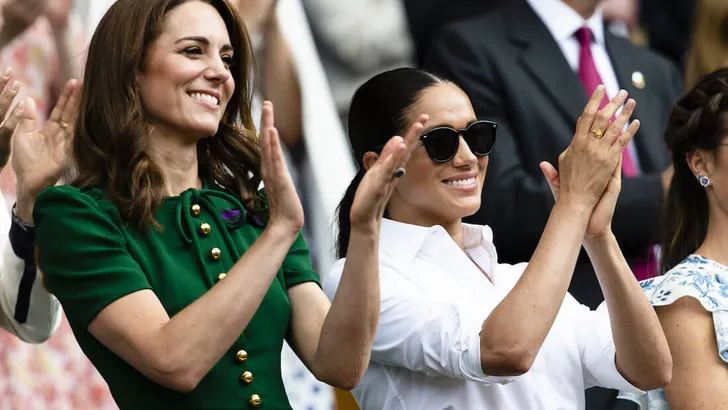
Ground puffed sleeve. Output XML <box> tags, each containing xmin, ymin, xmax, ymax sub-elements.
<box><xmin>34</xmin><ymin>186</ymin><xmax>152</xmax><ymax>329</ymax></box>
<box><xmin>281</xmin><ymin>230</ymin><xmax>320</xmax><ymax>289</ymax></box>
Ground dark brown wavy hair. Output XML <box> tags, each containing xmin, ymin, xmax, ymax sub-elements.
<box><xmin>661</xmin><ymin>68</ymin><xmax>728</xmax><ymax>272</ymax></box>
<box><xmin>73</xmin><ymin>0</ymin><xmax>262</xmax><ymax>229</ymax></box>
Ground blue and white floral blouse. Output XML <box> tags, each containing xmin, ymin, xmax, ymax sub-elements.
<box><xmin>619</xmin><ymin>254</ymin><xmax>728</xmax><ymax>410</ymax></box>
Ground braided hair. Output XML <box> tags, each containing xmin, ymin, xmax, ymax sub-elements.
<box><xmin>661</xmin><ymin>68</ymin><xmax>728</xmax><ymax>273</ymax></box>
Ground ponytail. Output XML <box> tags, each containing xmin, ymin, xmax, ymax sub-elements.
<box><xmin>335</xmin><ymin>170</ymin><xmax>366</xmax><ymax>258</ymax></box>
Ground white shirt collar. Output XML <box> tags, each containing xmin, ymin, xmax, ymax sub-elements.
<box><xmin>379</xmin><ymin>218</ymin><xmax>495</xmax><ymax>263</ymax></box>
<box><xmin>525</xmin><ymin>0</ymin><xmax>606</xmax><ymax>46</ymax></box>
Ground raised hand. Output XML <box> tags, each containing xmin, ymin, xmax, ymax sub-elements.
<box><xmin>553</xmin><ymin>86</ymin><xmax>639</xmax><ymax>209</ymax></box>
<box><xmin>12</xmin><ymin>79</ymin><xmax>79</xmax><ymax>222</ymax></box>
<box><xmin>349</xmin><ymin>114</ymin><xmax>429</xmax><ymax>229</ymax></box>
<box><xmin>258</xmin><ymin>101</ymin><xmax>304</xmax><ymax>234</ymax></box>
<box><xmin>0</xmin><ymin>68</ymin><xmax>22</xmax><ymax>168</ymax></box>
<box><xmin>540</xmin><ymin>86</ymin><xmax>641</xmax><ymax>237</ymax></box>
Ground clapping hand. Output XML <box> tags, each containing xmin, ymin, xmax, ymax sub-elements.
<box><xmin>348</xmin><ymin>114</ymin><xmax>429</xmax><ymax>230</ymax></box>
<box><xmin>259</xmin><ymin>101</ymin><xmax>304</xmax><ymax>234</ymax></box>
<box><xmin>540</xmin><ymin>86</ymin><xmax>640</xmax><ymax>238</ymax></box>
<box><xmin>13</xmin><ymin>79</ymin><xmax>79</xmax><ymax>223</ymax></box>
<box><xmin>0</xmin><ymin>68</ymin><xmax>22</xmax><ymax>169</ymax></box>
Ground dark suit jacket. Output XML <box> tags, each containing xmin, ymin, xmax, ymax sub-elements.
<box><xmin>423</xmin><ymin>0</ymin><xmax>682</xmax><ymax>309</ymax></box>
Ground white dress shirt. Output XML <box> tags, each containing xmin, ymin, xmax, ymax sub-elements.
<box><xmin>0</xmin><ymin>193</ymin><xmax>62</xmax><ymax>342</ymax></box>
<box><xmin>526</xmin><ymin>0</ymin><xmax>641</xmax><ymax>172</ymax></box>
<box><xmin>323</xmin><ymin>219</ymin><xmax>641</xmax><ymax>409</ymax></box>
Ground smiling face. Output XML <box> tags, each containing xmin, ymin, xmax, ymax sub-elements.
<box><xmin>137</xmin><ymin>0</ymin><xmax>236</xmax><ymax>142</ymax></box>
<box><xmin>387</xmin><ymin>82</ymin><xmax>488</xmax><ymax>227</ymax></box>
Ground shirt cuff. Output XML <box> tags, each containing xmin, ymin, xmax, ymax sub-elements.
<box><xmin>461</xmin><ymin>320</ymin><xmax>516</xmax><ymax>385</ymax></box>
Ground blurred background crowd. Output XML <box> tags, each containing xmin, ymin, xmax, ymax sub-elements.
<box><xmin>0</xmin><ymin>0</ymin><xmax>725</xmax><ymax>409</ymax></box>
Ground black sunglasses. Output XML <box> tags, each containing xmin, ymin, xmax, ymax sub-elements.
<box><xmin>420</xmin><ymin>120</ymin><xmax>497</xmax><ymax>163</ymax></box>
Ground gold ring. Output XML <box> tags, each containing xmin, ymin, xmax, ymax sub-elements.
<box><xmin>590</xmin><ymin>128</ymin><xmax>603</xmax><ymax>139</ymax></box>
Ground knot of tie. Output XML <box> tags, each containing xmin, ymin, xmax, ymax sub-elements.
<box><xmin>574</xmin><ymin>26</ymin><xmax>594</xmax><ymax>48</ymax></box>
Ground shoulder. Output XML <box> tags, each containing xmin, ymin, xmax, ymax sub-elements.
<box><xmin>640</xmin><ymin>255</ymin><xmax>728</xmax><ymax>313</ymax></box>
<box><xmin>430</xmin><ymin>11</ymin><xmax>507</xmax><ymax>51</ymax></box>
<box><xmin>34</xmin><ymin>185</ymin><xmax>123</xmax><ymax>233</ymax></box>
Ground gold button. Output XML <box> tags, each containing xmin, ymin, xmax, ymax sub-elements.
<box><xmin>210</xmin><ymin>247</ymin><xmax>221</xmax><ymax>260</ymax></box>
<box><xmin>217</xmin><ymin>272</ymin><xmax>227</xmax><ymax>281</ymax></box>
<box><xmin>236</xmin><ymin>349</ymin><xmax>247</xmax><ymax>362</ymax></box>
<box><xmin>191</xmin><ymin>204</ymin><xmax>201</xmax><ymax>216</ymax></box>
<box><xmin>240</xmin><ymin>370</ymin><xmax>254</xmax><ymax>385</ymax></box>
<box><xmin>199</xmin><ymin>222</ymin><xmax>211</xmax><ymax>236</ymax></box>
<box><xmin>249</xmin><ymin>394</ymin><xmax>261</xmax><ymax>407</ymax></box>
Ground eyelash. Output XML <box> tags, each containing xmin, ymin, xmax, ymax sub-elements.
<box><xmin>182</xmin><ymin>46</ymin><xmax>234</xmax><ymax>68</ymax></box>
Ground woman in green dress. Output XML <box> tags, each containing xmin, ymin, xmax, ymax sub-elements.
<box><xmin>29</xmin><ymin>0</ymin><xmax>424</xmax><ymax>408</ymax></box>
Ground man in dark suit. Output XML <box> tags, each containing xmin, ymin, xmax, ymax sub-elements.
<box><xmin>424</xmin><ymin>1</ymin><xmax>680</xmax><ymax>409</ymax></box>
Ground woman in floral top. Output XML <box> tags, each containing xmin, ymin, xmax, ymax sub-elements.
<box><xmin>622</xmin><ymin>68</ymin><xmax>728</xmax><ymax>409</ymax></box>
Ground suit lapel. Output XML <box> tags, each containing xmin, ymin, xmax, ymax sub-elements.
<box><xmin>606</xmin><ymin>34</ymin><xmax>662</xmax><ymax>172</ymax></box>
<box><xmin>506</xmin><ymin>1</ymin><xmax>586</xmax><ymax>126</ymax></box>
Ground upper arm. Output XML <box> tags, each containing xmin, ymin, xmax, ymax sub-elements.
<box><xmin>569</xmin><ymin>297</ymin><xmax>643</xmax><ymax>393</ymax></box>
<box><xmin>657</xmin><ymin>297</ymin><xmax>728</xmax><ymax>409</ymax></box>
<box><xmin>33</xmin><ymin>187</ymin><xmax>177</xmax><ymax>383</ymax></box>
<box><xmin>281</xmin><ymin>230</ymin><xmax>324</xmax><ymax>370</ymax></box>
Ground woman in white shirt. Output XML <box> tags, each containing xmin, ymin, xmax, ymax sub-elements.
<box><xmin>323</xmin><ymin>67</ymin><xmax>672</xmax><ymax>409</ymax></box>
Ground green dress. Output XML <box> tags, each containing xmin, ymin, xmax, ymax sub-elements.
<box><xmin>34</xmin><ymin>182</ymin><xmax>320</xmax><ymax>410</ymax></box>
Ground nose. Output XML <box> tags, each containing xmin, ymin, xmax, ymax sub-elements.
<box><xmin>203</xmin><ymin>56</ymin><xmax>232</xmax><ymax>84</ymax></box>
<box><xmin>451</xmin><ymin>135</ymin><xmax>478</xmax><ymax>167</ymax></box>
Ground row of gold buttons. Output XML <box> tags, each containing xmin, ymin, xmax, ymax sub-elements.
<box><xmin>193</xmin><ymin>204</ymin><xmax>260</xmax><ymax>408</ymax></box>
<box><xmin>236</xmin><ymin>350</ymin><xmax>260</xmax><ymax>406</ymax></box>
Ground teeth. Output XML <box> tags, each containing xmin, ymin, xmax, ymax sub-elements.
<box><xmin>190</xmin><ymin>92</ymin><xmax>219</xmax><ymax>106</ymax></box>
<box><xmin>444</xmin><ymin>177</ymin><xmax>476</xmax><ymax>186</ymax></box>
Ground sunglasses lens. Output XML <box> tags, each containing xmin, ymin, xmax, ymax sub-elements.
<box><xmin>464</xmin><ymin>122</ymin><xmax>496</xmax><ymax>156</ymax></box>
<box><xmin>423</xmin><ymin>129</ymin><xmax>459</xmax><ymax>162</ymax></box>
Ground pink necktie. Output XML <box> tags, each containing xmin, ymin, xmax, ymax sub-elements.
<box><xmin>575</xmin><ymin>27</ymin><xmax>638</xmax><ymax>177</ymax></box>
<box><xmin>575</xmin><ymin>27</ymin><xmax>656</xmax><ymax>280</ymax></box>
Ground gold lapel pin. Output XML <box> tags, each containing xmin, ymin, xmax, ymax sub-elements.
<box><xmin>632</xmin><ymin>71</ymin><xmax>645</xmax><ymax>89</ymax></box>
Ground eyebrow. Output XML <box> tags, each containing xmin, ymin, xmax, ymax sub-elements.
<box><xmin>175</xmin><ymin>36</ymin><xmax>234</xmax><ymax>53</ymax></box>
<box><xmin>421</xmin><ymin>119</ymin><xmax>478</xmax><ymax>135</ymax></box>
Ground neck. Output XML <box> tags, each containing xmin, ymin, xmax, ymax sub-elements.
<box><xmin>147</xmin><ymin>126</ymin><xmax>202</xmax><ymax>196</ymax></box>
<box><xmin>562</xmin><ymin>0</ymin><xmax>600</xmax><ymax>19</ymax></box>
<box><xmin>387</xmin><ymin>206</ymin><xmax>466</xmax><ymax>248</ymax></box>
<box><xmin>696</xmin><ymin>200</ymin><xmax>728</xmax><ymax>267</ymax></box>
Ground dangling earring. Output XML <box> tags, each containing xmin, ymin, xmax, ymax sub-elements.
<box><xmin>697</xmin><ymin>173</ymin><xmax>711</xmax><ymax>187</ymax></box>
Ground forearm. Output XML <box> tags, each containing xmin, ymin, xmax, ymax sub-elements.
<box><xmin>261</xmin><ymin>19</ymin><xmax>302</xmax><ymax>147</ymax></box>
<box><xmin>481</xmin><ymin>201</ymin><xmax>591</xmax><ymax>373</ymax></box>
<box><xmin>584</xmin><ymin>233</ymin><xmax>671</xmax><ymax>389</ymax></box>
<box><xmin>156</xmin><ymin>224</ymin><xmax>298</xmax><ymax>384</ymax></box>
<box><xmin>314</xmin><ymin>225</ymin><xmax>379</xmax><ymax>388</ymax></box>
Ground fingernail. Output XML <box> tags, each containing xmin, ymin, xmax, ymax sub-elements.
<box><xmin>9</xmin><ymin>81</ymin><xmax>19</xmax><ymax>92</ymax></box>
<box><xmin>618</xmin><ymin>89</ymin><xmax>627</xmax><ymax>98</ymax></box>
<box><xmin>596</xmin><ymin>85</ymin><xmax>605</xmax><ymax>93</ymax></box>
<box><xmin>2</xmin><ymin>67</ymin><xmax>10</xmax><ymax>77</ymax></box>
<box><xmin>626</xmin><ymin>99</ymin><xmax>635</xmax><ymax>108</ymax></box>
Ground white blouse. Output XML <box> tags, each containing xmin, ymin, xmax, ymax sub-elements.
<box><xmin>323</xmin><ymin>219</ymin><xmax>641</xmax><ymax>410</ymax></box>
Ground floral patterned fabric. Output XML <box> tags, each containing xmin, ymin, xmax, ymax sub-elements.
<box><xmin>619</xmin><ymin>254</ymin><xmax>728</xmax><ymax>410</ymax></box>
<box><xmin>0</xmin><ymin>15</ymin><xmax>118</xmax><ymax>410</ymax></box>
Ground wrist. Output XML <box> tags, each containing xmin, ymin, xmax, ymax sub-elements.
<box><xmin>15</xmin><ymin>196</ymin><xmax>35</xmax><ymax>225</ymax></box>
<box><xmin>553</xmin><ymin>196</ymin><xmax>595</xmax><ymax>216</ymax></box>
<box><xmin>584</xmin><ymin>231</ymin><xmax>616</xmax><ymax>248</ymax></box>
<box><xmin>264</xmin><ymin>220</ymin><xmax>300</xmax><ymax>242</ymax></box>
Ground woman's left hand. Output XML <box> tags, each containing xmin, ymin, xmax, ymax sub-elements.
<box><xmin>349</xmin><ymin>114</ymin><xmax>429</xmax><ymax>231</ymax></box>
<box><xmin>540</xmin><ymin>98</ymin><xmax>640</xmax><ymax>239</ymax></box>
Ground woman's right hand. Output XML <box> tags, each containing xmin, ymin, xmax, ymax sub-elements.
<box><xmin>349</xmin><ymin>114</ymin><xmax>429</xmax><ymax>231</ymax></box>
<box><xmin>259</xmin><ymin>101</ymin><xmax>304</xmax><ymax>235</ymax></box>
<box><xmin>556</xmin><ymin>86</ymin><xmax>639</xmax><ymax>210</ymax></box>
